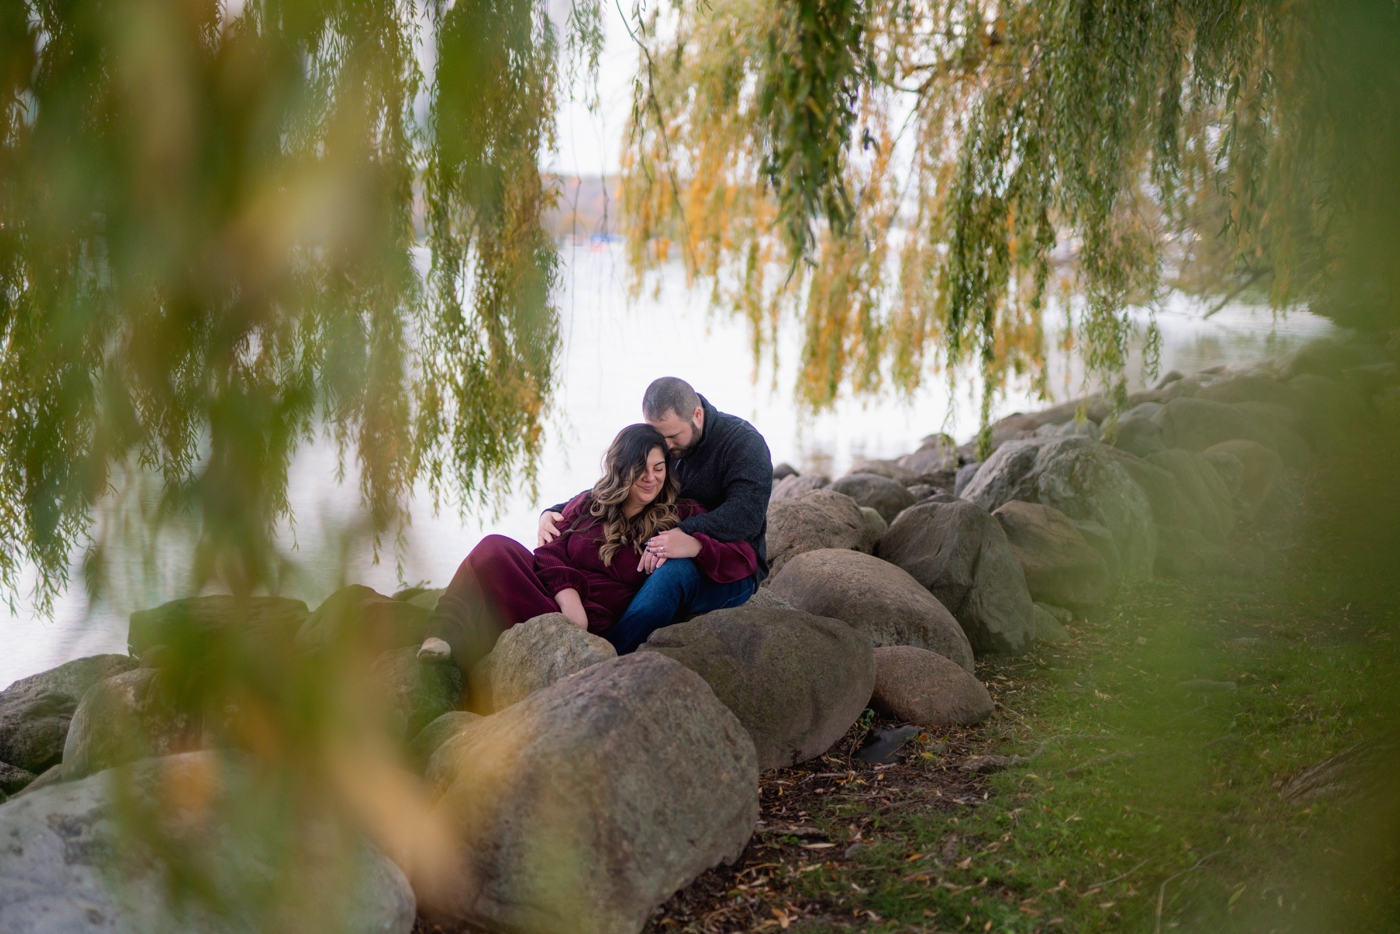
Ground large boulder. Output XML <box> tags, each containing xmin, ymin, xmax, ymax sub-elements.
<box><xmin>468</xmin><ymin>613</ymin><xmax>616</xmax><ymax>714</ymax></box>
<box><xmin>767</xmin><ymin>549</ymin><xmax>974</xmax><ymax>671</ymax></box>
<box><xmin>296</xmin><ymin>585</ymin><xmax>430</xmax><ymax>655</ymax></box>
<box><xmin>845</xmin><ymin>458</ymin><xmax>922</xmax><ymax>485</ymax></box>
<box><xmin>875</xmin><ymin>501</ymin><xmax>1036</xmax><ymax>655</ymax></box>
<box><xmin>1149</xmin><ymin>398</ymin><xmax>1275</xmax><ymax>451</ymax></box>
<box><xmin>1205</xmin><ymin>440</ymin><xmax>1283</xmax><ymax>521</ymax></box>
<box><xmin>869</xmin><ymin>646</ymin><xmax>993</xmax><ymax>727</ymax></box>
<box><xmin>422</xmin><ymin>654</ymin><xmax>757</xmax><ymax>934</ymax></box>
<box><xmin>828</xmin><ymin>473</ymin><xmax>917</xmax><ymax>524</ymax></box>
<box><xmin>898</xmin><ymin>439</ymin><xmax>959</xmax><ymax>475</ymax></box>
<box><xmin>0</xmin><ymin>654</ymin><xmax>139</xmax><ymax>778</ymax></box>
<box><xmin>1277</xmin><ymin>336</ymin><xmax>1368</xmax><ymax>380</ymax></box>
<box><xmin>371</xmin><ymin>647</ymin><xmax>464</xmax><ymax>739</ymax></box>
<box><xmin>770</xmin><ymin>472</ymin><xmax>830</xmax><ymax>503</ymax></box>
<box><xmin>128</xmin><ymin>595</ymin><xmax>308</xmax><ymax>657</ymax></box>
<box><xmin>639</xmin><ymin>605</ymin><xmax>875</xmax><ymax>769</ymax></box>
<box><xmin>1231</xmin><ymin>401</ymin><xmax>1313</xmax><ymax>470</ymax></box>
<box><xmin>992</xmin><ymin>501</ymin><xmax>1112</xmax><ymax>607</ymax></box>
<box><xmin>1112</xmin><ymin>415</ymin><xmax>1167</xmax><ymax>458</ymax></box>
<box><xmin>410</xmin><ymin>711</ymin><xmax>481</xmax><ymax>771</ymax></box>
<box><xmin>1196</xmin><ymin>373</ymin><xmax>1301</xmax><ymax>408</ymax></box>
<box><xmin>61</xmin><ymin>668</ymin><xmax>202</xmax><ymax>782</ymax></box>
<box><xmin>1107</xmin><ymin>451</ymin><xmax>1204</xmax><ymax>536</ymax></box>
<box><xmin>0</xmin><ymin>752</ymin><xmax>415</xmax><ymax>934</ymax></box>
<box><xmin>1146</xmin><ymin>448</ymin><xmax>1237</xmax><ymax>541</ymax></box>
<box><xmin>765</xmin><ymin>488</ymin><xmax>876</xmax><ymax>577</ymax></box>
<box><xmin>959</xmin><ymin>438</ymin><xmax>1048</xmax><ymax>512</ymax></box>
<box><xmin>967</xmin><ymin>438</ymin><xmax>1156</xmax><ymax>580</ymax></box>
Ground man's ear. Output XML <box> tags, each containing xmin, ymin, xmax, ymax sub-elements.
<box><xmin>693</xmin><ymin>406</ymin><xmax>704</xmax><ymax>427</ymax></box>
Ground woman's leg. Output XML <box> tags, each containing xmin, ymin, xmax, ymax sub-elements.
<box><xmin>422</xmin><ymin>535</ymin><xmax>555</xmax><ymax>679</ymax></box>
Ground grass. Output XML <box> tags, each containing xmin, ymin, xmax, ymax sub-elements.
<box><xmin>648</xmin><ymin>432</ymin><xmax>1400</xmax><ymax>934</ymax></box>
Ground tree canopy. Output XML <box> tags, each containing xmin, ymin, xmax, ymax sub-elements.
<box><xmin>0</xmin><ymin>0</ymin><xmax>602</xmax><ymax>609</ymax></box>
<box><xmin>621</xmin><ymin>0</ymin><xmax>1400</xmax><ymax>434</ymax></box>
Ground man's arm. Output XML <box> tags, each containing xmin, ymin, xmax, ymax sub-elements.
<box><xmin>676</xmin><ymin>430</ymin><xmax>772</xmax><ymax>542</ymax></box>
<box><xmin>538</xmin><ymin>492</ymin><xmax>586</xmax><ymax>546</ymax></box>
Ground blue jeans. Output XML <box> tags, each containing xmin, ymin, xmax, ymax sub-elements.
<box><xmin>604</xmin><ymin>558</ymin><xmax>757</xmax><ymax>655</ymax></box>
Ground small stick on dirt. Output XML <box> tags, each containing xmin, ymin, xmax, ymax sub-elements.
<box><xmin>1155</xmin><ymin>849</ymin><xmax>1226</xmax><ymax>934</ymax></box>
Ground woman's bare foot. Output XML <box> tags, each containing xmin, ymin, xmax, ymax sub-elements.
<box><xmin>417</xmin><ymin>637</ymin><xmax>452</xmax><ymax>662</ymax></box>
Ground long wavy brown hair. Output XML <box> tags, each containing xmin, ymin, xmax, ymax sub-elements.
<box><xmin>587</xmin><ymin>424</ymin><xmax>681</xmax><ymax>566</ymax></box>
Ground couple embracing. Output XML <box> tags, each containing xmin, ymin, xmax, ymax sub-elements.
<box><xmin>418</xmin><ymin>377</ymin><xmax>772</xmax><ymax>677</ymax></box>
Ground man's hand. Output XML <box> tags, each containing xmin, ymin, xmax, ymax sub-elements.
<box><xmin>538</xmin><ymin>510</ymin><xmax>564</xmax><ymax>547</ymax></box>
<box><xmin>639</xmin><ymin>529</ymin><xmax>701</xmax><ymax>574</ymax></box>
<box><xmin>554</xmin><ymin>588</ymin><xmax>588</xmax><ymax>629</ymax></box>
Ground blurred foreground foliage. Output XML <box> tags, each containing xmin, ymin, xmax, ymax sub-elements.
<box><xmin>0</xmin><ymin>0</ymin><xmax>603</xmax><ymax>611</ymax></box>
<box><xmin>621</xmin><ymin>0</ymin><xmax>1400</xmax><ymax>426</ymax></box>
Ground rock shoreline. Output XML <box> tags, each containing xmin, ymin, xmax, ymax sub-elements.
<box><xmin>1</xmin><ymin>334</ymin><xmax>1394</xmax><ymax>934</ymax></box>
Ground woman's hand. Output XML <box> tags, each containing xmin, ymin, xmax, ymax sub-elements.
<box><xmin>641</xmin><ymin>529</ymin><xmax>702</xmax><ymax>574</ymax></box>
<box><xmin>554</xmin><ymin>588</ymin><xmax>589</xmax><ymax>629</ymax></box>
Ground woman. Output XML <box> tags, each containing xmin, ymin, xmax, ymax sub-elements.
<box><xmin>418</xmin><ymin>424</ymin><xmax>756</xmax><ymax>674</ymax></box>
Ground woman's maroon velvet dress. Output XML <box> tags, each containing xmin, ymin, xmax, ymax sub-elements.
<box><xmin>436</xmin><ymin>493</ymin><xmax>756</xmax><ymax>641</ymax></box>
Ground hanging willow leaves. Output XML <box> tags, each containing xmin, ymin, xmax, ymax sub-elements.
<box><xmin>0</xmin><ymin>0</ymin><xmax>602</xmax><ymax>611</ymax></box>
<box><xmin>621</xmin><ymin>0</ymin><xmax>1400</xmax><ymax>431</ymax></box>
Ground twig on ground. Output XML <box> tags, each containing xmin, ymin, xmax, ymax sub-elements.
<box><xmin>1081</xmin><ymin>858</ymin><xmax>1151</xmax><ymax>894</ymax></box>
<box><xmin>1156</xmin><ymin>849</ymin><xmax>1227</xmax><ymax>934</ymax></box>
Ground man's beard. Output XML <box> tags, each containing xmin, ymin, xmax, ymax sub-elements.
<box><xmin>671</xmin><ymin>421</ymin><xmax>701</xmax><ymax>459</ymax></box>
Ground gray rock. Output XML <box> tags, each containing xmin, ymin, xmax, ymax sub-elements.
<box><xmin>959</xmin><ymin>438</ymin><xmax>1048</xmax><ymax>511</ymax></box>
<box><xmin>1109</xmin><ymin>450</ymin><xmax>1204</xmax><ymax>536</ymax></box>
<box><xmin>1150</xmin><ymin>397</ymin><xmax>1275</xmax><ymax>451</ymax></box>
<box><xmin>1196</xmin><ymin>373</ymin><xmax>1301</xmax><ymax>408</ymax></box>
<box><xmin>1205</xmin><ymin>440</ymin><xmax>1282</xmax><ymax>521</ymax></box>
<box><xmin>1277</xmin><ymin>336</ymin><xmax>1367</xmax><ymax>380</ymax></box>
<box><xmin>846</xmin><ymin>458</ymin><xmax>922</xmax><ymax>485</ymax></box>
<box><xmin>829</xmin><ymin>473</ymin><xmax>917</xmax><ymax>524</ymax></box>
<box><xmin>898</xmin><ymin>442</ymin><xmax>959</xmax><ymax>475</ymax></box>
<box><xmin>1204</xmin><ymin>449</ymin><xmax>1245</xmax><ymax>498</ymax></box>
<box><xmin>128</xmin><ymin>595</ymin><xmax>308</xmax><ymax>657</ymax></box>
<box><xmin>468</xmin><ymin>613</ymin><xmax>616</xmax><ymax>714</ymax></box>
<box><xmin>859</xmin><ymin>506</ymin><xmax>889</xmax><ymax>541</ymax></box>
<box><xmin>409</xmin><ymin>711</ymin><xmax>481</xmax><ymax>770</ymax></box>
<box><xmin>1154</xmin><ymin>370</ymin><xmax>1185</xmax><ymax>389</ymax></box>
<box><xmin>296</xmin><ymin>585</ymin><xmax>430</xmax><ymax>655</ymax></box>
<box><xmin>372</xmin><ymin>646</ymin><xmax>463</xmax><ymax>739</ymax></box>
<box><xmin>0</xmin><ymin>752</ymin><xmax>415</xmax><ymax>934</ymax></box>
<box><xmin>1031</xmin><ymin>605</ymin><xmax>1072</xmax><ymax>644</ymax></box>
<box><xmin>992</xmin><ymin>501</ymin><xmax>1112</xmax><ymax>606</ymax></box>
<box><xmin>972</xmin><ymin>438</ymin><xmax>1156</xmax><ymax>580</ymax></box>
<box><xmin>768</xmin><ymin>549</ymin><xmax>974</xmax><ymax>671</ymax></box>
<box><xmin>406</xmin><ymin>588</ymin><xmax>446</xmax><ymax>611</ymax></box>
<box><xmin>423</xmin><ymin>654</ymin><xmax>757</xmax><ymax>934</ymax></box>
<box><xmin>743</xmin><ymin>588</ymin><xmax>798</xmax><ymax>611</ymax></box>
<box><xmin>0</xmin><ymin>655</ymin><xmax>139</xmax><ymax>776</ymax></box>
<box><xmin>1230</xmin><ymin>402</ymin><xmax>1313</xmax><ymax>470</ymax></box>
<box><xmin>1069</xmin><ymin>519</ymin><xmax>1121</xmax><ymax>584</ymax></box>
<box><xmin>1112</xmin><ymin>415</ymin><xmax>1167</xmax><ymax>457</ymax></box>
<box><xmin>875</xmin><ymin>500</ymin><xmax>1036</xmax><ymax>655</ymax></box>
<box><xmin>0</xmin><ymin>761</ymin><xmax>37</xmax><ymax>795</ymax></box>
<box><xmin>1054</xmin><ymin>418</ymin><xmax>1101</xmax><ymax>439</ymax></box>
<box><xmin>765</xmin><ymin>488</ymin><xmax>876</xmax><ymax>577</ymax></box>
<box><xmin>1035</xmin><ymin>602</ymin><xmax>1073</xmax><ymax>625</ymax></box>
<box><xmin>869</xmin><ymin>646</ymin><xmax>993</xmax><ymax>727</ymax></box>
<box><xmin>61</xmin><ymin>669</ymin><xmax>201</xmax><ymax>782</ymax></box>
<box><xmin>1146</xmin><ymin>448</ymin><xmax>1237</xmax><ymax>542</ymax></box>
<box><xmin>770</xmin><ymin>472</ymin><xmax>830</xmax><ymax>503</ymax></box>
<box><xmin>773</xmin><ymin>462</ymin><xmax>800</xmax><ymax>480</ymax></box>
<box><xmin>639</xmin><ymin>605</ymin><xmax>875</xmax><ymax>769</ymax></box>
<box><xmin>953</xmin><ymin>461</ymin><xmax>983</xmax><ymax>497</ymax></box>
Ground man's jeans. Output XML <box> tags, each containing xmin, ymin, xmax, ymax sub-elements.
<box><xmin>604</xmin><ymin>558</ymin><xmax>757</xmax><ymax>655</ymax></box>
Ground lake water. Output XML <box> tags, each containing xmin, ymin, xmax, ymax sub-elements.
<box><xmin>1</xmin><ymin>244</ymin><xmax>1334</xmax><ymax>689</ymax></box>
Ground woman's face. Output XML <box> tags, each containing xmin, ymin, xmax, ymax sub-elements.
<box><xmin>628</xmin><ymin>446</ymin><xmax>667</xmax><ymax>506</ymax></box>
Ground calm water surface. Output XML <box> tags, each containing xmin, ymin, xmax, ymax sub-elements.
<box><xmin>1</xmin><ymin>245</ymin><xmax>1333</xmax><ymax>689</ymax></box>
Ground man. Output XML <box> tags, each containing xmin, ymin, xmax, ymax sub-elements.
<box><xmin>539</xmin><ymin>377</ymin><xmax>772</xmax><ymax>653</ymax></box>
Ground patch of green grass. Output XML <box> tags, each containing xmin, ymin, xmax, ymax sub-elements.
<box><xmin>787</xmin><ymin>438</ymin><xmax>1400</xmax><ymax>933</ymax></box>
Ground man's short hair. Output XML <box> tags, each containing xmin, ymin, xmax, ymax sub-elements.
<box><xmin>643</xmin><ymin>377</ymin><xmax>701</xmax><ymax>421</ymax></box>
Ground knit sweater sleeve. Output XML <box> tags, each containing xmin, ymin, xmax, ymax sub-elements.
<box><xmin>534</xmin><ymin>494</ymin><xmax>592</xmax><ymax>599</ymax></box>
<box><xmin>676</xmin><ymin>429</ymin><xmax>773</xmax><ymax>543</ymax></box>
